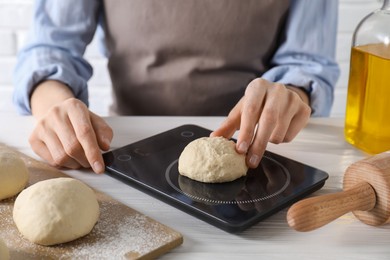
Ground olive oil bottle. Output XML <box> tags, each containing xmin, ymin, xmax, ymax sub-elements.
<box><xmin>345</xmin><ymin>0</ymin><xmax>390</xmax><ymax>154</ymax></box>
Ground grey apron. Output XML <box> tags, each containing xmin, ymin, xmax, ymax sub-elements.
<box><xmin>102</xmin><ymin>0</ymin><xmax>290</xmax><ymax>116</ymax></box>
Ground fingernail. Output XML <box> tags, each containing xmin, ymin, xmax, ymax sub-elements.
<box><xmin>103</xmin><ymin>136</ymin><xmax>111</xmax><ymax>147</ymax></box>
<box><xmin>93</xmin><ymin>161</ymin><xmax>104</xmax><ymax>174</ymax></box>
<box><xmin>238</xmin><ymin>142</ymin><xmax>249</xmax><ymax>153</ymax></box>
<box><xmin>249</xmin><ymin>154</ymin><xmax>260</xmax><ymax>167</ymax></box>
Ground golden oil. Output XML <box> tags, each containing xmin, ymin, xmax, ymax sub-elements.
<box><xmin>345</xmin><ymin>43</ymin><xmax>390</xmax><ymax>154</ymax></box>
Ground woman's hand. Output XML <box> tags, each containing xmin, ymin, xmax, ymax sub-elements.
<box><xmin>211</xmin><ymin>78</ymin><xmax>311</xmax><ymax>168</ymax></box>
<box><xmin>29</xmin><ymin>81</ymin><xmax>113</xmax><ymax>173</ymax></box>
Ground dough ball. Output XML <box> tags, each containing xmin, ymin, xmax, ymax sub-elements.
<box><xmin>13</xmin><ymin>177</ymin><xmax>99</xmax><ymax>246</ymax></box>
<box><xmin>0</xmin><ymin>150</ymin><xmax>29</xmax><ymax>200</ymax></box>
<box><xmin>178</xmin><ymin>137</ymin><xmax>248</xmax><ymax>183</ymax></box>
<box><xmin>0</xmin><ymin>238</ymin><xmax>10</xmax><ymax>260</ymax></box>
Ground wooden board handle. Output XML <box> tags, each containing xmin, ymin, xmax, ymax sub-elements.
<box><xmin>287</xmin><ymin>182</ymin><xmax>376</xmax><ymax>232</ymax></box>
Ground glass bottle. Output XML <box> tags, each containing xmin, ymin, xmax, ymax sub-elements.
<box><xmin>345</xmin><ymin>0</ymin><xmax>390</xmax><ymax>154</ymax></box>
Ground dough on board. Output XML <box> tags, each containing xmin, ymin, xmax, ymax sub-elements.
<box><xmin>13</xmin><ymin>177</ymin><xmax>100</xmax><ymax>246</ymax></box>
<box><xmin>0</xmin><ymin>238</ymin><xmax>10</xmax><ymax>260</ymax></box>
<box><xmin>178</xmin><ymin>137</ymin><xmax>248</xmax><ymax>183</ymax></box>
<box><xmin>0</xmin><ymin>150</ymin><xmax>29</xmax><ymax>201</ymax></box>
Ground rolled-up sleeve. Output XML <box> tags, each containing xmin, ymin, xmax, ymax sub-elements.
<box><xmin>13</xmin><ymin>0</ymin><xmax>101</xmax><ymax>115</ymax></box>
<box><xmin>262</xmin><ymin>0</ymin><xmax>340</xmax><ymax>117</ymax></box>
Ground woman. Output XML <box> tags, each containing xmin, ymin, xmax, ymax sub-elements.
<box><xmin>13</xmin><ymin>0</ymin><xmax>339</xmax><ymax>173</ymax></box>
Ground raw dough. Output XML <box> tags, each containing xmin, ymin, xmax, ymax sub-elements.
<box><xmin>0</xmin><ymin>150</ymin><xmax>29</xmax><ymax>200</ymax></box>
<box><xmin>13</xmin><ymin>177</ymin><xmax>99</xmax><ymax>246</ymax></box>
<box><xmin>0</xmin><ymin>238</ymin><xmax>10</xmax><ymax>260</ymax></box>
<box><xmin>178</xmin><ymin>137</ymin><xmax>248</xmax><ymax>183</ymax></box>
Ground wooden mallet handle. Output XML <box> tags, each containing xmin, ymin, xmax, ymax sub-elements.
<box><xmin>287</xmin><ymin>181</ymin><xmax>376</xmax><ymax>232</ymax></box>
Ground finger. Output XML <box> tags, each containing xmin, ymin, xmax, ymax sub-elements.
<box><xmin>32</xmin><ymin>130</ymin><xmax>82</xmax><ymax>169</ymax></box>
<box><xmin>267</xmin><ymin>92</ymin><xmax>310</xmax><ymax>143</ymax></box>
<box><xmin>210</xmin><ymin>98</ymin><xmax>244</xmax><ymax>139</ymax></box>
<box><xmin>90</xmin><ymin>112</ymin><xmax>113</xmax><ymax>151</ymax></box>
<box><xmin>29</xmin><ymin>137</ymin><xmax>54</xmax><ymax>164</ymax></box>
<box><xmin>236</xmin><ymin>80</ymin><xmax>267</xmax><ymax>154</ymax></box>
<box><xmin>68</xmin><ymin>102</ymin><xmax>105</xmax><ymax>174</ymax></box>
<box><xmin>52</xmin><ymin>113</ymin><xmax>90</xmax><ymax>168</ymax></box>
<box><xmin>247</xmin><ymin>102</ymin><xmax>279</xmax><ymax>168</ymax></box>
<box><xmin>267</xmin><ymin>88</ymin><xmax>311</xmax><ymax>143</ymax></box>
<box><xmin>283</xmin><ymin>105</ymin><xmax>311</xmax><ymax>142</ymax></box>
<box><xmin>268</xmin><ymin>110</ymin><xmax>295</xmax><ymax>144</ymax></box>
<box><xmin>246</xmin><ymin>83</ymin><xmax>289</xmax><ymax>168</ymax></box>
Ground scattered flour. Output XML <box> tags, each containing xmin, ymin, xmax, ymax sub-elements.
<box><xmin>0</xmin><ymin>146</ymin><xmax>181</xmax><ymax>259</ymax></box>
<box><xmin>1</xmin><ymin>198</ymin><xmax>181</xmax><ymax>259</ymax></box>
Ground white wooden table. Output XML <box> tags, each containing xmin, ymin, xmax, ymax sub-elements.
<box><xmin>1</xmin><ymin>114</ymin><xmax>389</xmax><ymax>260</ymax></box>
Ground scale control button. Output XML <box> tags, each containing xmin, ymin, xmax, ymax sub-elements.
<box><xmin>181</xmin><ymin>131</ymin><xmax>194</xmax><ymax>137</ymax></box>
<box><xmin>117</xmin><ymin>154</ymin><xmax>132</xmax><ymax>161</ymax></box>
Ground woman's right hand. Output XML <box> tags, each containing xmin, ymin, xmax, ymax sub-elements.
<box><xmin>29</xmin><ymin>81</ymin><xmax>113</xmax><ymax>173</ymax></box>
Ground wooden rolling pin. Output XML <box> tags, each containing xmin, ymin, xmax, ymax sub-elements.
<box><xmin>287</xmin><ymin>152</ymin><xmax>390</xmax><ymax>232</ymax></box>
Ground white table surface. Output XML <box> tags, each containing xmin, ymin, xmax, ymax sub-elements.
<box><xmin>1</xmin><ymin>114</ymin><xmax>389</xmax><ymax>260</ymax></box>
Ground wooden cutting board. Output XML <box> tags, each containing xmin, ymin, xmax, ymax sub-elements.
<box><xmin>0</xmin><ymin>145</ymin><xmax>183</xmax><ymax>259</ymax></box>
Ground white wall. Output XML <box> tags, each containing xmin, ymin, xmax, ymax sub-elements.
<box><xmin>0</xmin><ymin>0</ymin><xmax>384</xmax><ymax>117</ymax></box>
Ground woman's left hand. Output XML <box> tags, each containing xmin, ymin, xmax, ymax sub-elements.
<box><xmin>211</xmin><ymin>78</ymin><xmax>311</xmax><ymax>168</ymax></box>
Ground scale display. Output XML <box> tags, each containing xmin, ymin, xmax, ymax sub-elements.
<box><xmin>103</xmin><ymin>125</ymin><xmax>328</xmax><ymax>233</ymax></box>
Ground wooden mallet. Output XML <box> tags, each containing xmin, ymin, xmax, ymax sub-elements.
<box><xmin>287</xmin><ymin>152</ymin><xmax>390</xmax><ymax>232</ymax></box>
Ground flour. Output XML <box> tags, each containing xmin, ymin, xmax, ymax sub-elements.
<box><xmin>60</xmin><ymin>201</ymin><xmax>178</xmax><ymax>259</ymax></box>
<box><xmin>0</xmin><ymin>145</ymin><xmax>181</xmax><ymax>259</ymax></box>
<box><xmin>1</xmin><ymin>196</ymin><xmax>181</xmax><ymax>259</ymax></box>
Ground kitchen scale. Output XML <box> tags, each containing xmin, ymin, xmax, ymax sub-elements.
<box><xmin>103</xmin><ymin>125</ymin><xmax>328</xmax><ymax>233</ymax></box>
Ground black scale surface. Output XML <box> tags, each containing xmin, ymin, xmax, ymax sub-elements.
<box><xmin>103</xmin><ymin>125</ymin><xmax>328</xmax><ymax>233</ymax></box>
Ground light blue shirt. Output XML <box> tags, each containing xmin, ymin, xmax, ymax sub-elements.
<box><xmin>13</xmin><ymin>0</ymin><xmax>340</xmax><ymax>116</ymax></box>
